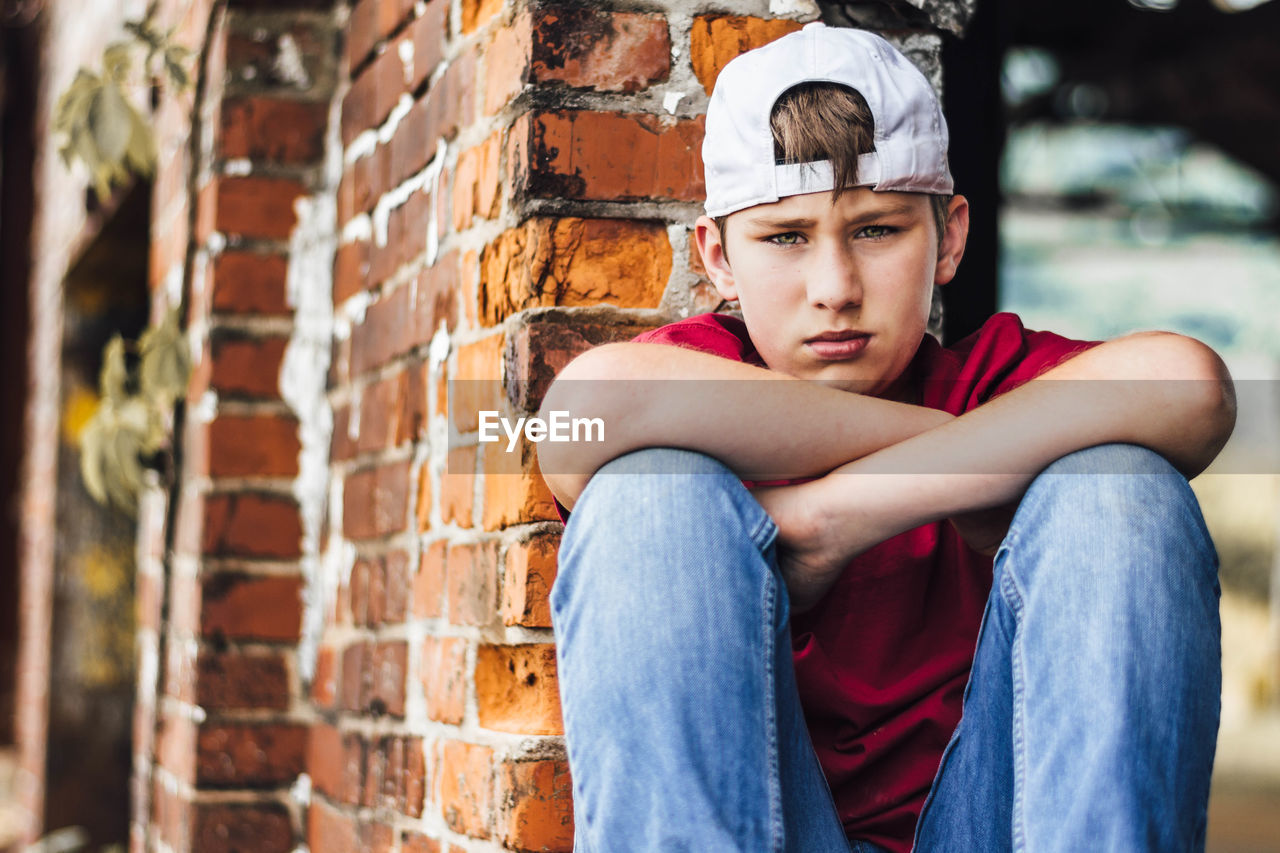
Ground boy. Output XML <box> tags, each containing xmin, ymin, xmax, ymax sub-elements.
<box><xmin>536</xmin><ymin>23</ymin><xmax>1234</xmax><ymax>852</ymax></box>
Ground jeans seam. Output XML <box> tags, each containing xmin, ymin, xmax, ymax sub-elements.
<box><xmin>1000</xmin><ymin>534</ymin><xmax>1029</xmax><ymax>853</ymax></box>
<box><xmin>762</xmin><ymin>560</ymin><xmax>785</xmax><ymax>852</ymax></box>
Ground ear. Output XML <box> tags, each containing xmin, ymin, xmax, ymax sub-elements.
<box><xmin>694</xmin><ymin>215</ymin><xmax>738</xmax><ymax>302</ymax></box>
<box><xmin>934</xmin><ymin>195</ymin><xmax>970</xmax><ymax>286</ymax></box>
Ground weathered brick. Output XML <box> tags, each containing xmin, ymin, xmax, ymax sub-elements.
<box><xmin>196</xmin><ymin>722</ymin><xmax>308</xmax><ymax>787</ymax></box>
<box><xmin>450</xmin><ymin>332</ymin><xmax>505</xmax><ymax>433</ymax></box>
<box><xmin>410</xmin><ymin>1</ymin><xmax>448</xmax><ymax>89</ymax></box>
<box><xmin>515</xmin><ymin>111</ymin><xmax>704</xmax><ymax>202</ymax></box>
<box><xmin>370</xmin><ymin>640</ymin><xmax>408</xmax><ymax>716</ymax></box>
<box><xmin>416</xmin><ymin>459</ymin><xmax>434</xmax><ymax>531</ymax></box>
<box><xmin>209</xmin><ymin>334</ymin><xmax>288</xmax><ymax>399</ymax></box>
<box><xmin>474</xmin><ymin>644</ymin><xmax>562</xmax><ymax>735</ymax></box>
<box><xmin>478</xmin><ymin>217</ymin><xmax>671</xmax><ymax>326</ymax></box>
<box><xmin>501</xmin><ymin>531</ymin><xmax>559</xmax><ymax>628</ymax></box>
<box><xmin>201</xmin><ymin>492</ymin><xmax>301</xmax><ymax>559</ymax></box>
<box><xmin>201</xmin><ymin>574</ymin><xmax>303</xmax><ymax>642</ymax></box>
<box><xmin>308</xmin><ymin>799</ymin><xmax>358</xmax><ymax>853</ymax></box>
<box><xmin>531</xmin><ymin>7</ymin><xmax>670</xmax><ymax>93</ymax></box>
<box><xmin>485</xmin><ymin>14</ymin><xmax>531</xmax><ymax>115</ymax></box>
<box><xmin>157</xmin><ymin>712</ymin><xmax>197</xmax><ymax>785</ymax></box>
<box><xmin>343</xmin><ymin>459</ymin><xmax>411</xmax><ymax>539</ymax></box>
<box><xmin>211</xmin><ymin>251</ymin><xmax>291</xmax><ymax>316</ymax></box>
<box><xmin>414</xmin><ymin>541</ymin><xmax>446</xmax><ymax>618</ymax></box>
<box><xmin>497</xmin><ymin>758</ymin><xmax>574</xmax><ymax>853</ymax></box>
<box><xmin>404</xmin><ymin>737</ymin><xmax>426</xmax><ymax>817</ymax></box>
<box><xmin>452</xmin><ymin>132</ymin><xmax>503</xmax><ymax>230</ymax></box>
<box><xmin>313</xmin><ymin>644</ymin><xmax>338</xmax><ymax>708</ymax></box>
<box><xmin>349</xmin><ymin>556</ymin><xmax>374</xmax><ymax>625</ymax></box>
<box><xmin>437</xmin><ymin>741</ymin><xmax>494</xmax><ymax>838</ymax></box>
<box><xmin>446</xmin><ymin>540</ymin><xmax>499</xmax><ymax>626</ymax></box>
<box><xmin>219</xmin><ymin>96</ymin><xmax>328</xmax><ymax>163</ymax></box>
<box><xmin>481</xmin><ymin>436</ymin><xmax>560</xmax><ymax>530</ymax></box>
<box><xmin>461</xmin><ymin>0</ymin><xmax>501</xmax><ymax>33</ymax></box>
<box><xmin>384</xmin><ymin>550</ymin><xmax>410</xmax><ymax>623</ymax></box>
<box><xmin>225</xmin><ymin>17</ymin><xmax>331</xmax><ymax>97</ymax></box>
<box><xmin>421</xmin><ymin>635</ymin><xmax>468</xmax><ymax>724</ymax></box>
<box><xmin>690</xmin><ymin>15</ymin><xmax>804</xmax><ymax>95</ymax></box>
<box><xmin>196</xmin><ymin>650</ymin><xmax>290</xmax><ymax>711</ymax></box>
<box><xmin>350</xmin><ymin>284</ymin><xmax>411</xmax><ymax>376</ymax></box>
<box><xmin>214</xmin><ymin>175</ymin><xmax>307</xmax><ymax>240</ymax></box>
<box><xmin>333</xmin><ymin>239</ymin><xmax>371</xmax><ymax>303</ymax></box>
<box><xmin>401</xmin><ymin>831</ymin><xmax>440</xmax><ymax>853</ymax></box>
<box><xmin>413</xmin><ymin>252</ymin><xmax>460</xmax><ymax>345</ymax></box>
<box><xmin>207</xmin><ymin>413</ymin><xmax>300</xmax><ymax>478</ymax></box>
<box><xmin>194</xmin><ymin>802</ymin><xmax>292</xmax><ymax>853</ymax></box>
<box><xmin>341</xmin><ymin>642</ymin><xmax>372</xmax><ymax>714</ymax></box>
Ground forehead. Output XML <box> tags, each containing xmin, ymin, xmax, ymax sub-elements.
<box><xmin>730</xmin><ymin>187</ymin><xmax>931</xmax><ymax>228</ymax></box>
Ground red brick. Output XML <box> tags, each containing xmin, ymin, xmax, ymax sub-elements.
<box><xmin>313</xmin><ymin>644</ymin><xmax>338</xmax><ymax>708</ymax></box>
<box><xmin>440</xmin><ymin>445</ymin><xmax>476</xmax><ymax>527</ymax></box>
<box><xmin>209</xmin><ymin>335</ymin><xmax>287</xmax><ymax>399</ymax></box>
<box><xmin>196</xmin><ymin>650</ymin><xmax>290</xmax><ymax>711</ymax></box>
<box><xmin>410</xmin><ymin>1</ymin><xmax>448</xmax><ymax>89</ymax></box>
<box><xmin>308</xmin><ymin>799</ymin><xmax>357</xmax><ymax>853</ymax></box>
<box><xmin>342</xmin><ymin>731</ymin><xmax>366</xmax><ymax>805</ymax></box>
<box><xmin>515</xmin><ymin>111</ymin><xmax>703</xmax><ymax>202</ymax></box>
<box><xmin>211</xmin><ymin>251</ymin><xmax>291</xmax><ymax>316</ymax></box>
<box><xmin>437</xmin><ymin>740</ymin><xmax>493</xmax><ymax>838</ymax></box>
<box><xmin>421</xmin><ymin>635</ymin><xmax>468</xmax><ymax>724</ymax></box>
<box><xmin>401</xmin><ymin>831</ymin><xmax>440</xmax><ymax>853</ymax></box>
<box><xmin>478</xmin><ymin>217</ymin><xmax>671</xmax><ymax>326</ymax></box>
<box><xmin>450</xmin><ymin>333</ymin><xmax>504</xmax><ymax>433</ymax></box>
<box><xmin>333</xmin><ymin>239</ymin><xmax>371</xmax><ymax>303</ymax></box>
<box><xmin>404</xmin><ymin>737</ymin><xmax>426</xmax><ymax>817</ymax></box>
<box><xmin>446</xmin><ymin>540</ymin><xmax>499</xmax><ymax>626</ymax></box>
<box><xmin>343</xmin><ymin>459</ymin><xmax>411</xmax><ymax>539</ymax></box>
<box><xmin>384</xmin><ymin>550</ymin><xmax>410</xmax><ymax>623</ymax></box>
<box><xmin>474</xmin><ymin>644</ymin><xmax>562</xmax><ymax>735</ymax></box>
<box><xmin>207</xmin><ymin>413</ymin><xmax>300</xmax><ymax>478</ymax></box>
<box><xmin>201</xmin><ymin>574</ymin><xmax>303</xmax><ymax>642</ymax></box>
<box><xmin>202</xmin><ymin>492</ymin><xmax>302</xmax><ymax>559</ymax></box>
<box><xmin>308</xmin><ymin>723</ymin><xmax>345</xmax><ymax>800</ymax></box>
<box><xmin>215</xmin><ymin>175</ymin><xmax>307</xmax><ymax>240</ymax></box>
<box><xmin>346</xmin><ymin>0</ymin><xmax>378</xmax><ymax>73</ymax></box>
<box><xmin>362</xmin><ymin>734</ymin><xmax>386</xmax><ymax>807</ymax></box>
<box><xmin>497</xmin><ymin>758</ymin><xmax>574</xmax><ymax>852</ymax></box>
<box><xmin>350</xmin><ymin>284</ymin><xmax>411</xmax><ymax>376</ymax></box>
<box><xmin>415</xmin><ymin>541</ymin><xmax>446</xmax><ymax>617</ymax></box>
<box><xmin>413</xmin><ymin>252</ymin><xmax>460</xmax><ymax>344</ymax></box>
<box><xmin>371</xmin><ymin>640</ymin><xmax>408</xmax><ymax>717</ymax></box>
<box><xmin>504</xmin><ymin>316</ymin><xmax>654</xmax><ymax>414</ymax></box>
<box><xmin>196</xmin><ymin>722</ymin><xmax>308</xmax><ymax>787</ymax></box>
<box><xmin>157</xmin><ymin>712</ymin><xmax>197</xmax><ymax>785</ymax></box>
<box><xmin>194</xmin><ymin>802</ymin><xmax>292</xmax><ymax>853</ymax></box>
<box><xmin>501</xmin><ymin>531</ymin><xmax>559</xmax><ymax>628</ymax></box>
<box><xmin>485</xmin><ymin>15</ymin><xmax>531</xmax><ymax>115</ymax></box>
<box><xmin>531</xmin><ymin>8</ymin><xmax>670</xmax><ymax>92</ymax></box>
<box><xmin>341</xmin><ymin>642</ymin><xmax>372</xmax><ymax>714</ymax></box>
<box><xmin>349</xmin><ymin>556</ymin><xmax>374</xmax><ymax>625</ymax></box>
<box><xmin>219</xmin><ymin>96</ymin><xmax>328</xmax><ymax>163</ymax></box>
<box><xmin>690</xmin><ymin>15</ymin><xmax>804</xmax><ymax>95</ymax></box>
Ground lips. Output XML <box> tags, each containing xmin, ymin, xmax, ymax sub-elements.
<box><xmin>805</xmin><ymin>330</ymin><xmax>870</xmax><ymax>360</ymax></box>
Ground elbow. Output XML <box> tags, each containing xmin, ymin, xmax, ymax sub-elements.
<box><xmin>1131</xmin><ymin>331</ymin><xmax>1237</xmax><ymax>460</ymax></box>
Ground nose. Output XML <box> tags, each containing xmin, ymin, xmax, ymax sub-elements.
<box><xmin>806</xmin><ymin>240</ymin><xmax>863</xmax><ymax>312</ymax></box>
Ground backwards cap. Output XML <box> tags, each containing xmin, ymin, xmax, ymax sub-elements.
<box><xmin>703</xmin><ymin>22</ymin><xmax>953</xmax><ymax>217</ymax></box>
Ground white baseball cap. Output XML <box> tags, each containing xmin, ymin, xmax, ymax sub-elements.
<box><xmin>703</xmin><ymin>22</ymin><xmax>954</xmax><ymax>217</ymax></box>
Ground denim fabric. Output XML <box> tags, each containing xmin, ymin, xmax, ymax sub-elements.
<box><xmin>551</xmin><ymin>444</ymin><xmax>1220</xmax><ymax>852</ymax></box>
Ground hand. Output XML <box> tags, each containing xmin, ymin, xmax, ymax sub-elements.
<box><xmin>749</xmin><ymin>479</ymin><xmax>859</xmax><ymax>613</ymax></box>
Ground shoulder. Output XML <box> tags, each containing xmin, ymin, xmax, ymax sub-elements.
<box><xmin>630</xmin><ymin>312</ymin><xmax>763</xmax><ymax>365</ymax></box>
<box><xmin>918</xmin><ymin>312</ymin><xmax>1103</xmax><ymax>413</ymax></box>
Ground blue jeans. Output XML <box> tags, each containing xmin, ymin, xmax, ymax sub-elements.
<box><xmin>551</xmin><ymin>444</ymin><xmax>1221</xmax><ymax>852</ymax></box>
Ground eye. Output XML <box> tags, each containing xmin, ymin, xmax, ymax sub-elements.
<box><xmin>858</xmin><ymin>224</ymin><xmax>899</xmax><ymax>240</ymax></box>
<box><xmin>766</xmin><ymin>232</ymin><xmax>804</xmax><ymax>245</ymax></box>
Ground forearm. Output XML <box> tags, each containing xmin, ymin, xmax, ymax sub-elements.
<box><xmin>536</xmin><ymin>341</ymin><xmax>953</xmax><ymax>509</ymax></box>
<box><xmin>803</xmin><ymin>333</ymin><xmax>1235</xmax><ymax>562</ymax></box>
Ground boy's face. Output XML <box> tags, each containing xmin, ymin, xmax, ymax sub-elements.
<box><xmin>696</xmin><ymin>188</ymin><xmax>969</xmax><ymax>398</ymax></box>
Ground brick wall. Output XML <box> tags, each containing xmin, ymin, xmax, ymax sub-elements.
<box><xmin>126</xmin><ymin>1</ymin><xmax>963</xmax><ymax>852</ymax></box>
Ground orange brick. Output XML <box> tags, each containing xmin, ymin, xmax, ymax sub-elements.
<box><xmin>450</xmin><ymin>332</ymin><xmax>505</xmax><ymax>433</ymax></box>
<box><xmin>501</xmin><ymin>531</ymin><xmax>559</xmax><ymax>628</ymax></box>
<box><xmin>452</xmin><ymin>132</ymin><xmax>503</xmax><ymax>230</ymax></box>
<box><xmin>516</xmin><ymin>111</ymin><xmax>704</xmax><ymax>202</ymax></box>
<box><xmin>446</xmin><ymin>540</ymin><xmax>499</xmax><ymax>626</ymax></box>
<box><xmin>485</xmin><ymin>14</ymin><xmax>531</xmax><ymax>114</ymax></box>
<box><xmin>416</xmin><ymin>460</ymin><xmax>434</xmax><ymax>532</ymax></box>
<box><xmin>497</xmin><ymin>758</ymin><xmax>573</xmax><ymax>853</ymax></box>
<box><xmin>478</xmin><ymin>217</ymin><xmax>671</xmax><ymax>326</ymax></box>
<box><xmin>441</xmin><ymin>445</ymin><xmax>477</xmax><ymax>527</ymax></box>
<box><xmin>481</xmin><ymin>436</ymin><xmax>559</xmax><ymax>530</ymax></box>
<box><xmin>437</xmin><ymin>741</ymin><xmax>494</xmax><ymax>838</ymax></box>
<box><xmin>214</xmin><ymin>175</ymin><xmax>307</xmax><ymax>240</ymax></box>
<box><xmin>461</xmin><ymin>0</ymin><xmax>502</xmax><ymax>33</ymax></box>
<box><xmin>531</xmin><ymin>7</ymin><xmax>669</xmax><ymax>93</ymax></box>
<box><xmin>690</xmin><ymin>15</ymin><xmax>804</xmax><ymax>95</ymax></box>
<box><xmin>421</xmin><ymin>635</ymin><xmax>468</xmax><ymax>724</ymax></box>
<box><xmin>474</xmin><ymin>643</ymin><xmax>562</xmax><ymax>735</ymax></box>
<box><xmin>415</xmin><ymin>541</ymin><xmax>446</xmax><ymax>618</ymax></box>
<box><xmin>312</xmin><ymin>645</ymin><xmax>339</xmax><ymax>709</ymax></box>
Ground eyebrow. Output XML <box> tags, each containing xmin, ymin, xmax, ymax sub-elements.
<box><xmin>746</xmin><ymin>202</ymin><xmax>920</xmax><ymax>231</ymax></box>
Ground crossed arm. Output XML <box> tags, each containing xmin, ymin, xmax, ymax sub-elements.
<box><xmin>536</xmin><ymin>331</ymin><xmax>1235</xmax><ymax>611</ymax></box>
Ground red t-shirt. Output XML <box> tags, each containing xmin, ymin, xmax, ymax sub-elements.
<box><xmin>553</xmin><ymin>311</ymin><xmax>1100</xmax><ymax>852</ymax></box>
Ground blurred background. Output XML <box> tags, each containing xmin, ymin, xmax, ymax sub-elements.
<box><xmin>1</xmin><ymin>0</ymin><xmax>1278</xmax><ymax>850</ymax></box>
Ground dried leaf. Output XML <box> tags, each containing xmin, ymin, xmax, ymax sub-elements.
<box><xmin>103</xmin><ymin>42</ymin><xmax>133</xmax><ymax>80</ymax></box>
<box><xmin>89</xmin><ymin>80</ymin><xmax>133</xmax><ymax>166</ymax></box>
<box><xmin>99</xmin><ymin>336</ymin><xmax>129</xmax><ymax>403</ymax></box>
<box><xmin>139</xmin><ymin>310</ymin><xmax>191</xmax><ymax>405</ymax></box>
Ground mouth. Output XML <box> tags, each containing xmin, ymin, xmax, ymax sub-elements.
<box><xmin>805</xmin><ymin>330</ymin><xmax>871</xmax><ymax>360</ymax></box>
